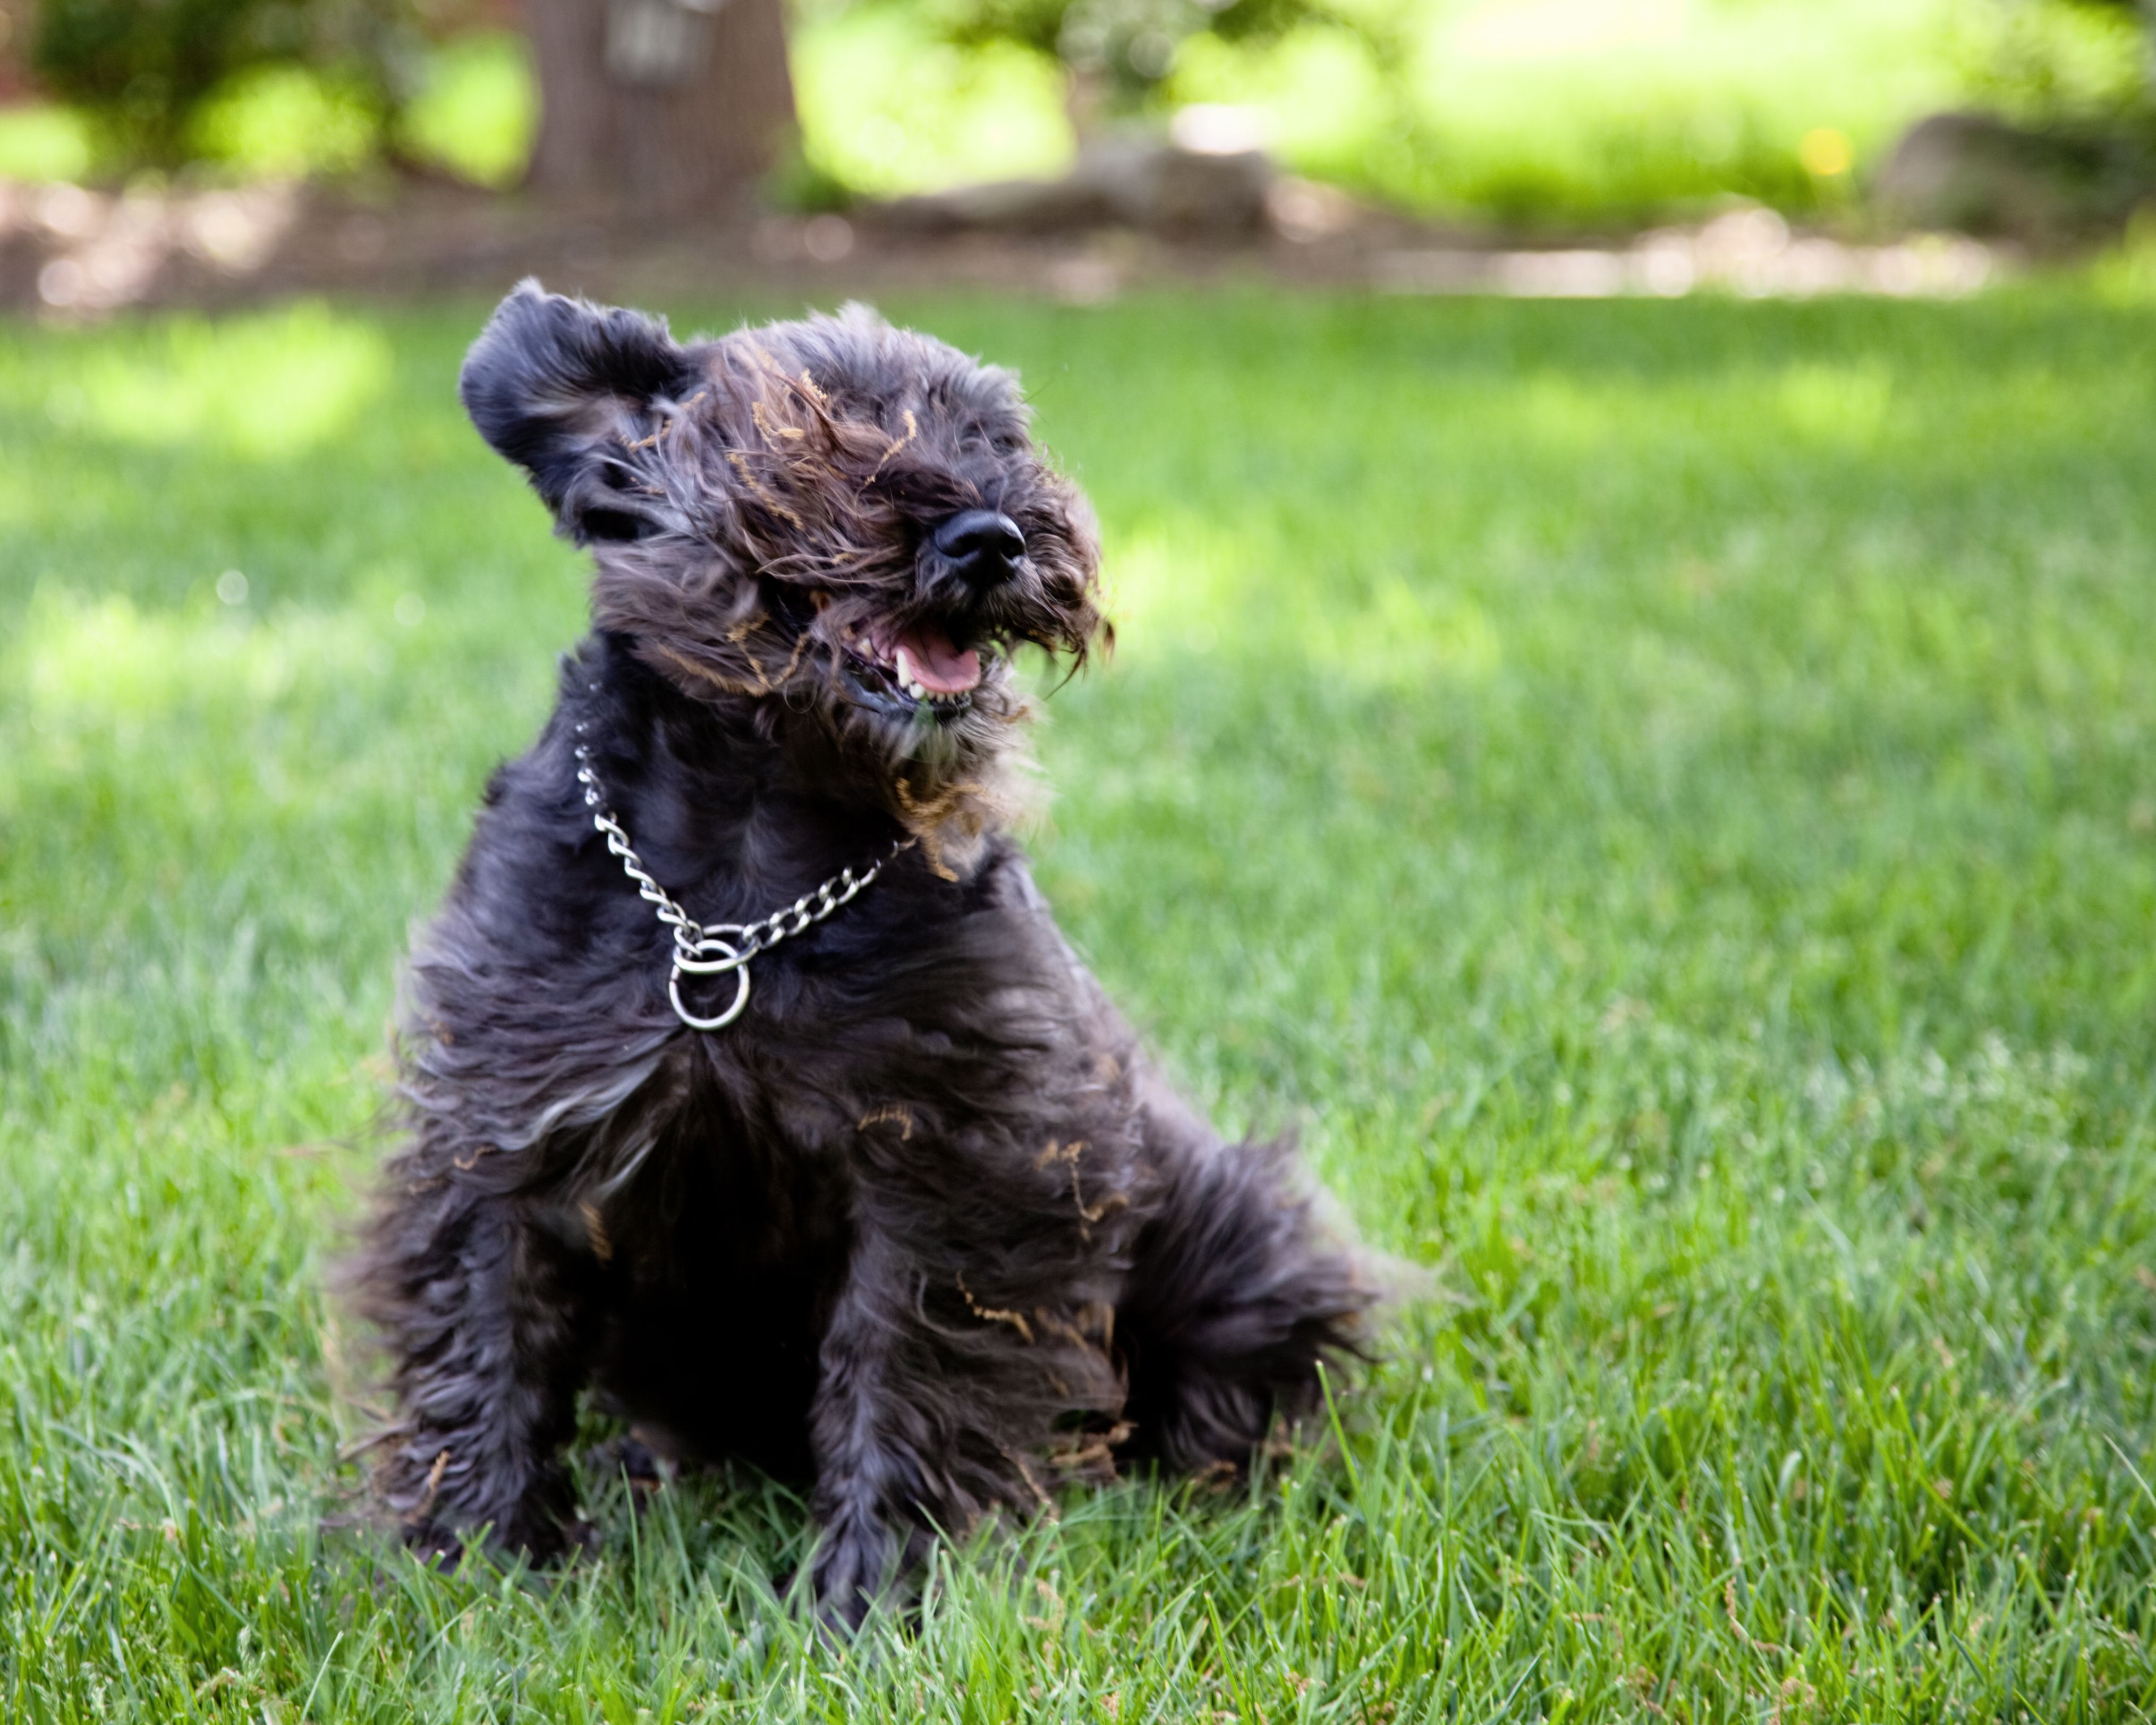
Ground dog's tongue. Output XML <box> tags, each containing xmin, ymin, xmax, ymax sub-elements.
<box><xmin>892</xmin><ymin>622</ymin><xmax>981</xmax><ymax>695</ymax></box>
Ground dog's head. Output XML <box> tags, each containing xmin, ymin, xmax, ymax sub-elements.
<box><xmin>461</xmin><ymin>283</ymin><xmax>1104</xmax><ymax>831</ymax></box>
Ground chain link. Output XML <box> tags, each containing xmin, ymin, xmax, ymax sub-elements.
<box><xmin>573</xmin><ymin>734</ymin><xmax>912</xmax><ymax>1031</ymax></box>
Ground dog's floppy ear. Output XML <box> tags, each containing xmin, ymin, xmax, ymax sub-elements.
<box><xmin>460</xmin><ymin>279</ymin><xmax>697</xmax><ymax>545</ymax></box>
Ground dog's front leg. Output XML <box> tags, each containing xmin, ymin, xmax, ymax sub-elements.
<box><xmin>362</xmin><ymin>1171</ymin><xmax>601</xmax><ymax>1565</ymax></box>
<box><xmin>805</xmin><ymin>1225</ymin><xmax>947</xmax><ymax>1627</ymax></box>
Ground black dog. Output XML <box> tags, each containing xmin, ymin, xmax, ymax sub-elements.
<box><xmin>354</xmin><ymin>282</ymin><xmax>1371</xmax><ymax>1624</ymax></box>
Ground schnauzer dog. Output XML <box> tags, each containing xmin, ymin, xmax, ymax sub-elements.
<box><xmin>354</xmin><ymin>281</ymin><xmax>1371</xmax><ymax>1624</ymax></box>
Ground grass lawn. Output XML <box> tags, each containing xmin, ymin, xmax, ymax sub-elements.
<box><xmin>3</xmin><ymin>284</ymin><xmax>2156</xmax><ymax>1721</ymax></box>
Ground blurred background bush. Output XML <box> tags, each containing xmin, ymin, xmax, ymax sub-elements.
<box><xmin>0</xmin><ymin>0</ymin><xmax>2149</xmax><ymax>229</ymax></box>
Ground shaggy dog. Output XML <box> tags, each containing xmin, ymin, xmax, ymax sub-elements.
<box><xmin>354</xmin><ymin>282</ymin><xmax>1372</xmax><ymax>1625</ymax></box>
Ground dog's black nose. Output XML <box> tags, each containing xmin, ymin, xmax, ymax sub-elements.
<box><xmin>932</xmin><ymin>509</ymin><xmax>1025</xmax><ymax>588</ymax></box>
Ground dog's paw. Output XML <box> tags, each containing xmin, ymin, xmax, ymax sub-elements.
<box><xmin>402</xmin><ymin>1504</ymin><xmax>598</xmax><ymax>1569</ymax></box>
<box><xmin>400</xmin><ymin>1517</ymin><xmax>466</xmax><ymax>1568</ymax></box>
<box><xmin>810</xmin><ymin>1526</ymin><xmax>890</xmax><ymax>1634</ymax></box>
<box><xmin>588</xmin><ymin>1431</ymin><xmax>673</xmax><ymax>1500</ymax></box>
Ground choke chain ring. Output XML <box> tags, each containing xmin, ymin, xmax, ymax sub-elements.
<box><xmin>573</xmin><ymin>734</ymin><xmax>911</xmax><ymax>1031</ymax></box>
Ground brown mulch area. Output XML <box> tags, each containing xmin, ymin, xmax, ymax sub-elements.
<box><xmin>0</xmin><ymin>176</ymin><xmax>2005</xmax><ymax>317</ymax></box>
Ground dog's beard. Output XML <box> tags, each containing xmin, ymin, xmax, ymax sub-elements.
<box><xmin>814</xmin><ymin>620</ymin><xmax>1045</xmax><ymax>876</ymax></box>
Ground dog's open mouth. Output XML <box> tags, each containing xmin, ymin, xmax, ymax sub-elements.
<box><xmin>839</xmin><ymin>618</ymin><xmax>992</xmax><ymax>718</ymax></box>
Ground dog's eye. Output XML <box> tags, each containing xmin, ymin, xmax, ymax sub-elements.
<box><xmin>582</xmin><ymin>507</ymin><xmax>649</xmax><ymax>542</ymax></box>
<box><xmin>956</xmin><ymin>418</ymin><xmax>1025</xmax><ymax>460</ymax></box>
<box><xmin>581</xmin><ymin>457</ymin><xmax>656</xmax><ymax>541</ymax></box>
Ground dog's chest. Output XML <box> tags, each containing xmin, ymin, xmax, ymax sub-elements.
<box><xmin>660</xmin><ymin>904</ymin><xmax>1142</xmax><ymax>1218</ymax></box>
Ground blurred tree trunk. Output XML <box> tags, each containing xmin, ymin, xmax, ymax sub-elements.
<box><xmin>524</xmin><ymin>0</ymin><xmax>795</xmax><ymax>216</ymax></box>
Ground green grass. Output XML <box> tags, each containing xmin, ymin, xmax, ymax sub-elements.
<box><xmin>4</xmin><ymin>284</ymin><xmax>2156</xmax><ymax>1721</ymax></box>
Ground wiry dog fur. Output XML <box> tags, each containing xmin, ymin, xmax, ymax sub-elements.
<box><xmin>352</xmin><ymin>281</ymin><xmax>1373</xmax><ymax>1625</ymax></box>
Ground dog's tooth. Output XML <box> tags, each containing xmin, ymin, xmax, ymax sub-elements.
<box><xmin>894</xmin><ymin>644</ymin><xmax>919</xmax><ymax>689</ymax></box>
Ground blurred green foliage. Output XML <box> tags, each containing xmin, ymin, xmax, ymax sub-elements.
<box><xmin>3</xmin><ymin>12</ymin><xmax>530</xmax><ymax>184</ymax></box>
<box><xmin>796</xmin><ymin>0</ymin><xmax>1969</xmax><ymax>222</ymax></box>
<box><xmin>921</xmin><ymin>0</ymin><xmax>1390</xmax><ymax>116</ymax></box>
<box><xmin>1961</xmin><ymin>0</ymin><xmax>2156</xmax><ymax>126</ymax></box>
<box><xmin>0</xmin><ymin>100</ymin><xmax>94</xmax><ymax>180</ymax></box>
<box><xmin>791</xmin><ymin>12</ymin><xmax>1079</xmax><ymax>196</ymax></box>
<box><xmin>27</xmin><ymin>0</ymin><xmax>434</xmax><ymax>169</ymax></box>
<box><xmin>391</xmin><ymin>28</ymin><xmax>536</xmax><ymax>189</ymax></box>
<box><xmin>5</xmin><ymin>0</ymin><xmax>2155</xmax><ymax>230</ymax></box>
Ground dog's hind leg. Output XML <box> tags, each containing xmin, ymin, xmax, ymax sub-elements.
<box><xmin>357</xmin><ymin>1167</ymin><xmax>603</xmax><ymax>1565</ymax></box>
<box><xmin>1114</xmin><ymin>1082</ymin><xmax>1373</xmax><ymax>1476</ymax></box>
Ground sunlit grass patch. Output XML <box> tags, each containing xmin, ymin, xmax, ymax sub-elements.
<box><xmin>16</xmin><ymin>585</ymin><xmax>383</xmax><ymax>719</ymax></box>
<box><xmin>44</xmin><ymin>302</ymin><xmax>391</xmax><ymax>457</ymax></box>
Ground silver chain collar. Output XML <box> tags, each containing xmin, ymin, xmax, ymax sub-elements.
<box><xmin>573</xmin><ymin>735</ymin><xmax>912</xmax><ymax>1031</ymax></box>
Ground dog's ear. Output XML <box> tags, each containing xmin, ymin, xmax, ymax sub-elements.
<box><xmin>460</xmin><ymin>280</ymin><xmax>697</xmax><ymax>545</ymax></box>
